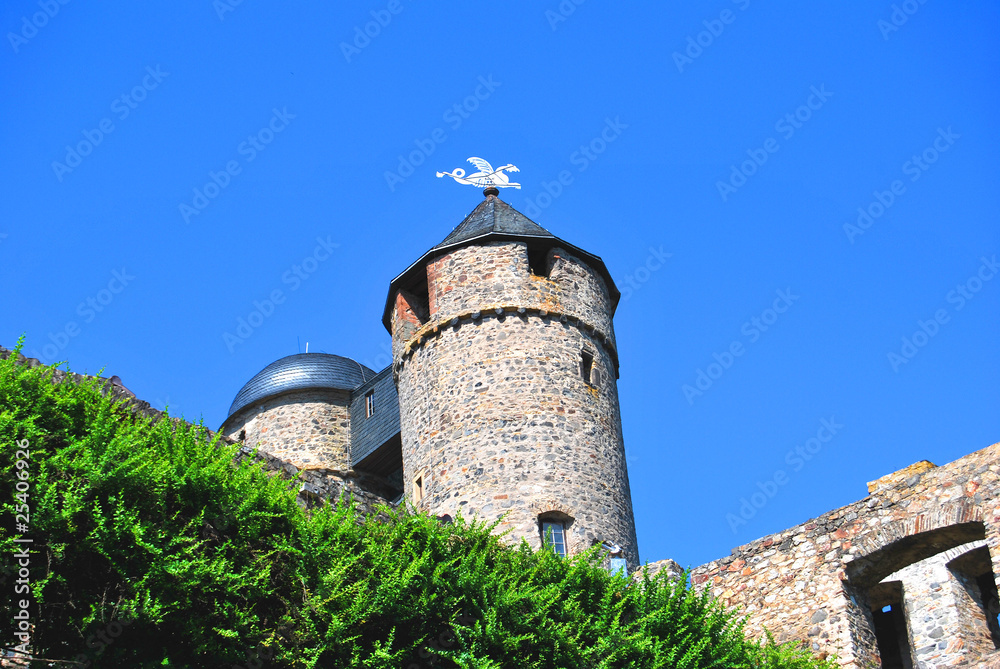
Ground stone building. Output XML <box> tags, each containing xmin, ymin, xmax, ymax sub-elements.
<box><xmin>4</xmin><ymin>186</ymin><xmax>998</xmax><ymax>667</ymax></box>
<box><xmin>644</xmin><ymin>444</ymin><xmax>1000</xmax><ymax>668</ymax></box>
<box><xmin>222</xmin><ymin>190</ymin><xmax>638</xmax><ymax>569</ymax></box>
<box><xmin>218</xmin><ymin>191</ymin><xmax>998</xmax><ymax>665</ymax></box>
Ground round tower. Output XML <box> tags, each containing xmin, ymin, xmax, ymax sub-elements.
<box><xmin>383</xmin><ymin>192</ymin><xmax>639</xmax><ymax>569</ymax></box>
<box><xmin>221</xmin><ymin>353</ymin><xmax>374</xmax><ymax>470</ymax></box>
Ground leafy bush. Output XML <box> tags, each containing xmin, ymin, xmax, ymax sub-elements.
<box><xmin>0</xmin><ymin>341</ymin><xmax>833</xmax><ymax>668</ymax></box>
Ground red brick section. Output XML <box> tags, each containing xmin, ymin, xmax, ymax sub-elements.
<box><xmin>395</xmin><ymin>291</ymin><xmax>425</xmax><ymax>327</ymax></box>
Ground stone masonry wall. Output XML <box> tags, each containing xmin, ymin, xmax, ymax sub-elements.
<box><xmin>424</xmin><ymin>241</ymin><xmax>618</xmax><ymax>359</ymax></box>
<box><xmin>647</xmin><ymin>442</ymin><xmax>1000</xmax><ymax>668</ymax></box>
<box><xmin>391</xmin><ymin>241</ymin><xmax>638</xmax><ymax>569</ymax></box>
<box><xmin>223</xmin><ymin>389</ymin><xmax>352</xmax><ymax>470</ymax></box>
<box><xmin>879</xmin><ymin>540</ymin><xmax>995</xmax><ymax>666</ymax></box>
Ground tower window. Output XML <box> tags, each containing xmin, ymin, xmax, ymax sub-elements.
<box><xmin>527</xmin><ymin>246</ymin><xmax>552</xmax><ymax>277</ymax></box>
<box><xmin>413</xmin><ymin>475</ymin><xmax>424</xmax><ymax>503</ymax></box>
<box><xmin>365</xmin><ymin>390</ymin><xmax>375</xmax><ymax>417</ymax></box>
<box><xmin>581</xmin><ymin>350</ymin><xmax>594</xmax><ymax>385</ymax></box>
<box><xmin>541</xmin><ymin>520</ymin><xmax>566</xmax><ymax>557</ymax></box>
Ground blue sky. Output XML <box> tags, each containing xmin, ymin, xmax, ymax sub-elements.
<box><xmin>1</xmin><ymin>1</ymin><xmax>997</xmax><ymax>569</ymax></box>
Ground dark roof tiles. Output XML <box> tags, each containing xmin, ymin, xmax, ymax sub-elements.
<box><xmin>226</xmin><ymin>353</ymin><xmax>374</xmax><ymax>419</ymax></box>
<box><xmin>435</xmin><ymin>196</ymin><xmax>555</xmax><ymax>249</ymax></box>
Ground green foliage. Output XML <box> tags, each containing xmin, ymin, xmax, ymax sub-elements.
<box><xmin>0</xmin><ymin>341</ymin><xmax>835</xmax><ymax>668</ymax></box>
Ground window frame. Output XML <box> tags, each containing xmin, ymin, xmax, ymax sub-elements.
<box><xmin>413</xmin><ymin>475</ymin><xmax>424</xmax><ymax>503</ymax></box>
<box><xmin>541</xmin><ymin>520</ymin><xmax>567</xmax><ymax>557</ymax></box>
<box><xmin>581</xmin><ymin>349</ymin><xmax>595</xmax><ymax>386</ymax></box>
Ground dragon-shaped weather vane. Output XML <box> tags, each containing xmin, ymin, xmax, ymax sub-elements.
<box><xmin>436</xmin><ymin>157</ymin><xmax>520</xmax><ymax>196</ymax></box>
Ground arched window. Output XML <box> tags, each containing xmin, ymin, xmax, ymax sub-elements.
<box><xmin>538</xmin><ymin>511</ymin><xmax>573</xmax><ymax>557</ymax></box>
<box><xmin>541</xmin><ymin>520</ymin><xmax>566</xmax><ymax>557</ymax></box>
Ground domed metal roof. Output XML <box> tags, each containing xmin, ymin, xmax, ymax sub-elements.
<box><xmin>225</xmin><ymin>353</ymin><xmax>375</xmax><ymax>420</ymax></box>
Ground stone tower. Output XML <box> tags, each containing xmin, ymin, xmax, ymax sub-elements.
<box><xmin>383</xmin><ymin>191</ymin><xmax>639</xmax><ymax>569</ymax></box>
<box><xmin>220</xmin><ymin>353</ymin><xmax>374</xmax><ymax>471</ymax></box>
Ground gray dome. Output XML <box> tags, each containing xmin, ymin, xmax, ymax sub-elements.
<box><xmin>226</xmin><ymin>353</ymin><xmax>374</xmax><ymax>419</ymax></box>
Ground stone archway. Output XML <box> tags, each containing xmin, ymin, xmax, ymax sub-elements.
<box><xmin>846</xmin><ymin>508</ymin><xmax>985</xmax><ymax>589</ymax></box>
<box><xmin>843</xmin><ymin>515</ymin><xmax>993</xmax><ymax>668</ymax></box>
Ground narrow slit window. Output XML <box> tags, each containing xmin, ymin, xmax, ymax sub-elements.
<box><xmin>413</xmin><ymin>476</ymin><xmax>424</xmax><ymax>503</ymax></box>
<box><xmin>541</xmin><ymin>520</ymin><xmax>566</xmax><ymax>557</ymax></box>
<box><xmin>581</xmin><ymin>350</ymin><xmax>594</xmax><ymax>385</ymax></box>
<box><xmin>365</xmin><ymin>390</ymin><xmax>375</xmax><ymax>418</ymax></box>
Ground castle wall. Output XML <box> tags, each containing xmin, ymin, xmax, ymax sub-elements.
<box><xmin>391</xmin><ymin>241</ymin><xmax>638</xmax><ymax>569</ymax></box>
<box><xmin>648</xmin><ymin>442</ymin><xmax>1000</xmax><ymax>668</ymax></box>
<box><xmin>222</xmin><ymin>389</ymin><xmax>352</xmax><ymax>471</ymax></box>
<box><xmin>881</xmin><ymin>541</ymin><xmax>997</xmax><ymax>666</ymax></box>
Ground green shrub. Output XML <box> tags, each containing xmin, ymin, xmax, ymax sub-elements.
<box><xmin>0</xmin><ymin>340</ymin><xmax>834</xmax><ymax>668</ymax></box>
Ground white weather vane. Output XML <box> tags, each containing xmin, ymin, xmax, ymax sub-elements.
<box><xmin>436</xmin><ymin>157</ymin><xmax>520</xmax><ymax>190</ymax></box>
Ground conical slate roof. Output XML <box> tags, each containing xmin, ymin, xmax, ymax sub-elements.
<box><xmin>382</xmin><ymin>194</ymin><xmax>620</xmax><ymax>331</ymax></box>
<box><xmin>435</xmin><ymin>197</ymin><xmax>555</xmax><ymax>249</ymax></box>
